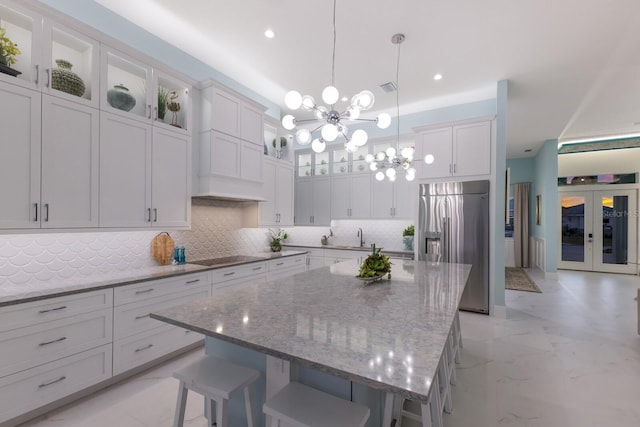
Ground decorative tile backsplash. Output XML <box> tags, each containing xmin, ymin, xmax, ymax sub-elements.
<box><xmin>0</xmin><ymin>198</ymin><xmax>413</xmax><ymax>287</ymax></box>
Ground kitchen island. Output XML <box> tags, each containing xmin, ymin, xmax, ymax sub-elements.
<box><xmin>151</xmin><ymin>258</ymin><xmax>470</xmax><ymax>426</ymax></box>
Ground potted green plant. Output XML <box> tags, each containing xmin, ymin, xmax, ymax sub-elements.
<box><xmin>358</xmin><ymin>244</ymin><xmax>392</xmax><ymax>280</ymax></box>
<box><xmin>402</xmin><ymin>225</ymin><xmax>414</xmax><ymax>251</ymax></box>
<box><xmin>0</xmin><ymin>26</ymin><xmax>21</xmax><ymax>76</ymax></box>
<box><xmin>157</xmin><ymin>86</ymin><xmax>170</xmax><ymax>121</ymax></box>
<box><xmin>269</xmin><ymin>228</ymin><xmax>288</xmax><ymax>252</ymax></box>
<box><xmin>272</xmin><ymin>136</ymin><xmax>287</xmax><ymax>149</ymax></box>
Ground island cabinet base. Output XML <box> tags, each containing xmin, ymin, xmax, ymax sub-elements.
<box><xmin>204</xmin><ymin>337</ymin><xmax>384</xmax><ymax>427</ymax></box>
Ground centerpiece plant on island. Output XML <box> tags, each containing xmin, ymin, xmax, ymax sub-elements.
<box><xmin>358</xmin><ymin>244</ymin><xmax>392</xmax><ymax>279</ymax></box>
<box><xmin>269</xmin><ymin>228</ymin><xmax>288</xmax><ymax>252</ymax></box>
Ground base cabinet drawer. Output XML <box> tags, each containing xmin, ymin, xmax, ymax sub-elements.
<box><xmin>267</xmin><ymin>265</ymin><xmax>306</xmax><ymax>282</ymax></box>
<box><xmin>0</xmin><ymin>308</ymin><xmax>113</xmax><ymax>378</ymax></box>
<box><xmin>113</xmin><ymin>324</ymin><xmax>203</xmax><ymax>376</ymax></box>
<box><xmin>113</xmin><ymin>286</ymin><xmax>210</xmax><ymax>340</ymax></box>
<box><xmin>0</xmin><ymin>344</ymin><xmax>112</xmax><ymax>424</ymax></box>
<box><xmin>113</xmin><ymin>272</ymin><xmax>211</xmax><ymax>306</ymax></box>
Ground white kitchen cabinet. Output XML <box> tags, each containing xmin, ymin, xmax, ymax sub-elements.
<box><xmin>41</xmin><ymin>94</ymin><xmax>99</xmax><ymax>228</ymax></box>
<box><xmin>264</xmin><ymin>116</ymin><xmax>293</xmax><ymax>162</ymax></box>
<box><xmin>371</xmin><ymin>177</ymin><xmax>416</xmax><ymax>219</ymax></box>
<box><xmin>418</xmin><ymin>120</ymin><xmax>491</xmax><ymax>179</ymax></box>
<box><xmin>295</xmin><ymin>176</ymin><xmax>331</xmax><ymax>226</ymax></box>
<box><xmin>304</xmin><ymin>248</ymin><xmax>325</xmax><ymax>271</ymax></box>
<box><xmin>0</xmin><ymin>82</ymin><xmax>41</xmax><ymax>229</ymax></box>
<box><xmin>323</xmin><ymin>249</ymin><xmax>364</xmax><ymax>266</ymax></box>
<box><xmin>331</xmin><ymin>174</ymin><xmax>371</xmax><ymax>219</ymax></box>
<box><xmin>260</xmin><ymin>158</ymin><xmax>294</xmax><ymax>226</ymax></box>
<box><xmin>267</xmin><ymin>254</ymin><xmax>307</xmax><ymax>281</ymax></box>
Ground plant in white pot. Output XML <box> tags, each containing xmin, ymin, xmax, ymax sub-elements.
<box><xmin>402</xmin><ymin>225</ymin><xmax>414</xmax><ymax>251</ymax></box>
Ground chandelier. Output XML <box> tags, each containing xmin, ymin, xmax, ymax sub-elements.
<box><xmin>365</xmin><ymin>34</ymin><xmax>416</xmax><ymax>182</ymax></box>
<box><xmin>281</xmin><ymin>0</ymin><xmax>391</xmax><ymax>154</ymax></box>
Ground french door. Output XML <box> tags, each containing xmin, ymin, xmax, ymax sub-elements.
<box><xmin>559</xmin><ymin>189</ymin><xmax>637</xmax><ymax>273</ymax></box>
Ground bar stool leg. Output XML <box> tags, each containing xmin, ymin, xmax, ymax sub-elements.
<box><xmin>244</xmin><ymin>386</ymin><xmax>255</xmax><ymax>427</ymax></box>
<box><xmin>173</xmin><ymin>381</ymin><xmax>188</xmax><ymax>427</ymax></box>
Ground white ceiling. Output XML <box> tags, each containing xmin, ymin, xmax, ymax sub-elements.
<box><xmin>95</xmin><ymin>0</ymin><xmax>640</xmax><ymax>158</ymax></box>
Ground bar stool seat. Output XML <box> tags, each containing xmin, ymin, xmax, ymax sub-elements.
<box><xmin>173</xmin><ymin>355</ymin><xmax>260</xmax><ymax>427</ymax></box>
<box><xmin>263</xmin><ymin>382</ymin><xmax>370</xmax><ymax>427</ymax></box>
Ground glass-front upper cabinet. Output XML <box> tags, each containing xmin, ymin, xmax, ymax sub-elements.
<box><xmin>153</xmin><ymin>70</ymin><xmax>191</xmax><ymax>133</ymax></box>
<box><xmin>42</xmin><ymin>20</ymin><xmax>99</xmax><ymax>108</ymax></box>
<box><xmin>264</xmin><ymin>116</ymin><xmax>293</xmax><ymax>162</ymax></box>
<box><xmin>101</xmin><ymin>47</ymin><xmax>152</xmax><ymax>121</ymax></box>
<box><xmin>296</xmin><ymin>149</ymin><xmax>329</xmax><ymax>177</ymax></box>
<box><xmin>0</xmin><ymin>1</ymin><xmax>41</xmax><ymax>90</ymax></box>
<box><xmin>331</xmin><ymin>145</ymin><xmax>369</xmax><ymax>174</ymax></box>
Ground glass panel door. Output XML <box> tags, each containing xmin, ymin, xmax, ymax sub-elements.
<box><xmin>560</xmin><ymin>193</ymin><xmax>591</xmax><ymax>269</ymax></box>
<box><xmin>593</xmin><ymin>190</ymin><xmax>636</xmax><ymax>274</ymax></box>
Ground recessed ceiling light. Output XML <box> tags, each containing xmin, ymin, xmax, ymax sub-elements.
<box><xmin>433</xmin><ymin>74</ymin><xmax>443</xmax><ymax>81</ymax></box>
<box><xmin>264</xmin><ymin>29</ymin><xmax>275</xmax><ymax>39</ymax></box>
<box><xmin>341</xmin><ymin>96</ymin><xmax>348</xmax><ymax>102</ymax></box>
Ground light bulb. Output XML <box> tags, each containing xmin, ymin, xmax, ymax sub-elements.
<box><xmin>284</xmin><ymin>91</ymin><xmax>302</xmax><ymax>110</ymax></box>
<box><xmin>322</xmin><ymin>86</ymin><xmax>339</xmax><ymax>105</ymax></box>
<box><xmin>282</xmin><ymin>115</ymin><xmax>296</xmax><ymax>130</ymax></box>
<box><xmin>407</xmin><ymin>167</ymin><xmax>416</xmax><ymax>176</ymax></box>
<box><xmin>311</xmin><ymin>138</ymin><xmax>326</xmax><ymax>153</ymax></box>
<box><xmin>386</xmin><ymin>147</ymin><xmax>397</xmax><ymax>158</ymax></box>
<box><xmin>369</xmin><ymin>162</ymin><xmax>378</xmax><ymax>171</ymax></box>
<box><xmin>386</xmin><ymin>168</ymin><xmax>396</xmax><ymax>178</ymax></box>
<box><xmin>406</xmin><ymin>171</ymin><xmax>416</xmax><ymax>181</ymax></box>
<box><xmin>321</xmin><ymin>124</ymin><xmax>338</xmax><ymax>142</ymax></box>
<box><xmin>351</xmin><ymin>129</ymin><xmax>368</xmax><ymax>147</ymax></box>
<box><xmin>346</xmin><ymin>107</ymin><xmax>360</xmax><ymax>120</ymax></box>
<box><xmin>296</xmin><ymin>128</ymin><xmax>311</xmax><ymax>145</ymax></box>
<box><xmin>376</xmin><ymin>151</ymin><xmax>386</xmax><ymax>161</ymax></box>
<box><xmin>401</xmin><ymin>147</ymin><xmax>414</xmax><ymax>159</ymax></box>
<box><xmin>314</xmin><ymin>105</ymin><xmax>328</xmax><ymax>120</ymax></box>
<box><xmin>353</xmin><ymin>90</ymin><xmax>375</xmax><ymax>110</ymax></box>
<box><xmin>301</xmin><ymin>95</ymin><xmax>316</xmax><ymax>111</ymax></box>
<box><xmin>376</xmin><ymin>113</ymin><xmax>391</xmax><ymax>129</ymax></box>
<box><xmin>389</xmin><ymin>174</ymin><xmax>396</xmax><ymax>182</ymax></box>
<box><xmin>424</xmin><ymin>154</ymin><xmax>435</xmax><ymax>164</ymax></box>
<box><xmin>345</xmin><ymin>140</ymin><xmax>357</xmax><ymax>153</ymax></box>
<box><xmin>375</xmin><ymin>171</ymin><xmax>385</xmax><ymax>181</ymax></box>
<box><xmin>365</xmin><ymin>153</ymin><xmax>375</xmax><ymax>163</ymax></box>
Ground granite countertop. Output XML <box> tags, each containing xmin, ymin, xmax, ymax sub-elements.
<box><xmin>0</xmin><ymin>250</ymin><xmax>307</xmax><ymax>307</ymax></box>
<box><xmin>151</xmin><ymin>258</ymin><xmax>470</xmax><ymax>402</ymax></box>
<box><xmin>283</xmin><ymin>243</ymin><xmax>414</xmax><ymax>258</ymax></box>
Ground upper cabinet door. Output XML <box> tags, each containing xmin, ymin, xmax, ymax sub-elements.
<box><xmin>41</xmin><ymin>20</ymin><xmax>99</xmax><ymax>108</ymax></box>
<box><xmin>240</xmin><ymin>103</ymin><xmax>263</xmax><ymax>145</ymax></box>
<box><xmin>453</xmin><ymin>121</ymin><xmax>491</xmax><ymax>176</ymax></box>
<box><xmin>41</xmin><ymin>95</ymin><xmax>99</xmax><ymax>228</ymax></box>
<box><xmin>151</xmin><ymin>70</ymin><xmax>191</xmax><ymax>134</ymax></box>
<box><xmin>277</xmin><ymin>164</ymin><xmax>294</xmax><ymax>226</ymax></box>
<box><xmin>419</xmin><ymin>127</ymin><xmax>453</xmax><ymax>179</ymax></box>
<box><xmin>0</xmin><ymin>82</ymin><xmax>41</xmax><ymax>229</ymax></box>
<box><xmin>209</xmin><ymin>87</ymin><xmax>241</xmax><ymax>137</ymax></box>
<box><xmin>100</xmin><ymin>46</ymin><xmax>153</xmax><ymax>124</ymax></box>
<box><xmin>0</xmin><ymin>1</ymin><xmax>42</xmax><ymax>91</ymax></box>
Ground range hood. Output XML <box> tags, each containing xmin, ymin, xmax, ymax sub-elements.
<box><xmin>192</xmin><ymin>193</ymin><xmax>265</xmax><ymax>202</ymax></box>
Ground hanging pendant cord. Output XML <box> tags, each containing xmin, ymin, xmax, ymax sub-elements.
<box><xmin>396</xmin><ymin>38</ymin><xmax>401</xmax><ymax>146</ymax></box>
<box><xmin>331</xmin><ymin>0</ymin><xmax>337</xmax><ymax>87</ymax></box>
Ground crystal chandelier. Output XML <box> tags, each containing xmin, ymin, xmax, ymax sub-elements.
<box><xmin>281</xmin><ymin>0</ymin><xmax>391</xmax><ymax>154</ymax></box>
<box><xmin>366</xmin><ymin>34</ymin><xmax>416</xmax><ymax>182</ymax></box>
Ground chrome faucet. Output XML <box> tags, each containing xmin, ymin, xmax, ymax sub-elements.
<box><xmin>357</xmin><ymin>228</ymin><xmax>365</xmax><ymax>247</ymax></box>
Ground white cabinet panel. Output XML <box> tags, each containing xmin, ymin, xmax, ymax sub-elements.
<box><xmin>0</xmin><ymin>82</ymin><xmax>41</xmax><ymax>229</ymax></box>
<box><xmin>371</xmin><ymin>179</ymin><xmax>394</xmax><ymax>219</ymax></box>
<box><xmin>313</xmin><ymin>177</ymin><xmax>332</xmax><ymax>226</ymax></box>
<box><xmin>0</xmin><ymin>344</ymin><xmax>112</xmax><ymax>424</ymax></box>
<box><xmin>394</xmin><ymin>179</ymin><xmax>415</xmax><ymax>219</ymax></box>
<box><xmin>277</xmin><ymin>164</ymin><xmax>294</xmax><ymax>225</ymax></box>
<box><xmin>331</xmin><ymin>174</ymin><xmax>371</xmax><ymax>219</ymax></box>
<box><xmin>240</xmin><ymin>104</ymin><xmax>263</xmax><ymax>145</ymax></box>
<box><xmin>295</xmin><ymin>179</ymin><xmax>313</xmax><ymax>226</ymax></box>
<box><xmin>260</xmin><ymin>159</ymin><xmax>277</xmax><ymax>225</ymax></box>
<box><xmin>453</xmin><ymin>121</ymin><xmax>491</xmax><ymax>176</ymax></box>
<box><xmin>209</xmin><ymin>88</ymin><xmax>241</xmax><ymax>137</ymax></box>
<box><xmin>331</xmin><ymin>175</ymin><xmax>351</xmax><ymax>219</ymax></box>
<box><xmin>240</xmin><ymin>141</ymin><xmax>263</xmax><ymax>182</ymax></box>
<box><xmin>419</xmin><ymin>127</ymin><xmax>453</xmax><ymax>179</ymax></box>
<box><xmin>41</xmin><ymin>95</ymin><xmax>99</xmax><ymax>228</ymax></box>
<box><xmin>152</xmin><ymin>127</ymin><xmax>191</xmax><ymax>227</ymax></box>
<box><xmin>209</xmin><ymin>130</ymin><xmax>240</xmax><ymax>178</ymax></box>
<box><xmin>100</xmin><ymin>112</ymin><xmax>152</xmax><ymax>227</ymax></box>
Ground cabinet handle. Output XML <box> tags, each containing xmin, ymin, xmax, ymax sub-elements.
<box><xmin>390</xmin><ymin>207</ymin><xmax>393</xmax><ymax>216</ymax></box>
<box><xmin>38</xmin><ymin>376</ymin><xmax>66</xmax><ymax>389</ymax></box>
<box><xmin>252</xmin><ymin>267</ymin><xmax>263</xmax><ymax>271</ymax></box>
<box><xmin>153</xmin><ymin>208</ymin><xmax>158</xmax><ymax>222</ymax></box>
<box><xmin>154</xmin><ymin>106</ymin><xmax>158</xmax><ymax>120</ymax></box>
<box><xmin>295</xmin><ymin>258</ymin><xmax>303</xmax><ymax>262</ymax></box>
<box><xmin>135</xmin><ymin>288</ymin><xmax>154</xmax><ymax>295</ymax></box>
<box><xmin>39</xmin><ymin>336</ymin><xmax>67</xmax><ymax>346</ymax></box>
<box><xmin>134</xmin><ymin>343</ymin><xmax>154</xmax><ymax>353</ymax></box>
<box><xmin>147</xmin><ymin>104</ymin><xmax>152</xmax><ymax>119</ymax></box>
<box><xmin>453</xmin><ymin>163</ymin><xmax>457</xmax><ymax>173</ymax></box>
<box><xmin>35</xmin><ymin>64</ymin><xmax>39</xmax><ymax>85</ymax></box>
<box><xmin>186</xmin><ymin>279</ymin><xmax>200</xmax><ymax>284</ymax></box>
<box><xmin>147</xmin><ymin>208</ymin><xmax>152</xmax><ymax>222</ymax></box>
<box><xmin>34</xmin><ymin>203</ymin><xmax>38</xmax><ymax>222</ymax></box>
<box><xmin>38</xmin><ymin>305</ymin><xmax>67</xmax><ymax>314</ymax></box>
<box><xmin>449</xmin><ymin>164</ymin><xmax>452</xmax><ymax>174</ymax></box>
<box><xmin>223</xmin><ymin>272</ymin><xmax>235</xmax><ymax>277</ymax></box>
<box><xmin>135</xmin><ymin>314</ymin><xmax>150</xmax><ymax>320</ymax></box>
<box><xmin>276</xmin><ymin>262</ymin><xmax>285</xmax><ymax>266</ymax></box>
<box><xmin>44</xmin><ymin>204</ymin><xmax>49</xmax><ymax>222</ymax></box>
<box><xmin>45</xmin><ymin>68</ymin><xmax>50</xmax><ymax>88</ymax></box>
<box><xmin>184</xmin><ymin>330</ymin><xmax>193</xmax><ymax>334</ymax></box>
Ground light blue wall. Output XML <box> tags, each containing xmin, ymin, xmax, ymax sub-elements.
<box><xmin>506</xmin><ymin>157</ymin><xmax>536</xmax><ymax>232</ymax></box>
<box><xmin>533</xmin><ymin>139</ymin><xmax>558</xmax><ymax>272</ymax></box>
<box><xmin>493</xmin><ymin>80</ymin><xmax>508</xmax><ymax>307</ymax></box>
<box><xmin>39</xmin><ymin>0</ymin><xmax>281</xmax><ymax>117</ymax></box>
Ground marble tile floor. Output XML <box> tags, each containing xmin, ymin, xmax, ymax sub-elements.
<box><xmin>17</xmin><ymin>269</ymin><xmax>640</xmax><ymax>427</ymax></box>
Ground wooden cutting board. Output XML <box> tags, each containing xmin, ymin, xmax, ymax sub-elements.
<box><xmin>151</xmin><ymin>232</ymin><xmax>175</xmax><ymax>265</ymax></box>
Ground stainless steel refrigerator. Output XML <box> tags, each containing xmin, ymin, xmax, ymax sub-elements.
<box><xmin>418</xmin><ymin>180</ymin><xmax>490</xmax><ymax>314</ymax></box>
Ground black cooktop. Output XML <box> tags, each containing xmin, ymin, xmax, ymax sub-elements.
<box><xmin>189</xmin><ymin>255</ymin><xmax>266</xmax><ymax>267</ymax></box>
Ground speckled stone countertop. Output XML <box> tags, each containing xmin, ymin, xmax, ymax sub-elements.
<box><xmin>283</xmin><ymin>243</ymin><xmax>414</xmax><ymax>258</ymax></box>
<box><xmin>0</xmin><ymin>250</ymin><xmax>307</xmax><ymax>307</ymax></box>
<box><xmin>151</xmin><ymin>259</ymin><xmax>470</xmax><ymax>402</ymax></box>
